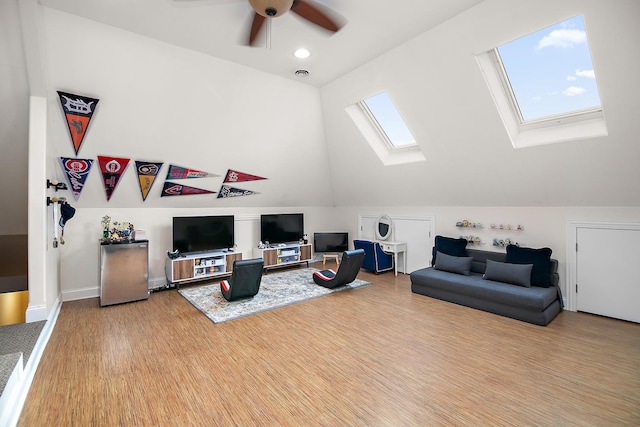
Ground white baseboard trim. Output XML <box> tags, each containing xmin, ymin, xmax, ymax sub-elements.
<box><xmin>62</xmin><ymin>277</ymin><xmax>166</xmax><ymax>301</ymax></box>
<box><xmin>1</xmin><ymin>296</ymin><xmax>62</xmax><ymax>427</ymax></box>
<box><xmin>62</xmin><ymin>286</ymin><xmax>99</xmax><ymax>302</ymax></box>
<box><xmin>25</xmin><ymin>304</ymin><xmax>47</xmax><ymax>323</ymax></box>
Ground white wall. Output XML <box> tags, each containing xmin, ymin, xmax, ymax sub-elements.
<box><xmin>42</xmin><ymin>8</ymin><xmax>334</xmax><ymax>209</ymax></box>
<box><xmin>320</xmin><ymin>0</ymin><xmax>640</xmax><ymax>208</ymax></box>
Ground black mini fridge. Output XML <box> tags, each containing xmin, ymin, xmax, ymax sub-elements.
<box><xmin>100</xmin><ymin>240</ymin><xmax>149</xmax><ymax>307</ymax></box>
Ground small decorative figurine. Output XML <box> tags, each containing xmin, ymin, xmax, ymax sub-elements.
<box><xmin>101</xmin><ymin>215</ymin><xmax>111</xmax><ymax>239</ymax></box>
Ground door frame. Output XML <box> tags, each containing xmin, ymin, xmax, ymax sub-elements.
<box><xmin>566</xmin><ymin>220</ymin><xmax>640</xmax><ymax>312</ymax></box>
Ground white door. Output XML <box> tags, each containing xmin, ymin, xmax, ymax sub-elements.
<box><xmin>576</xmin><ymin>227</ymin><xmax>640</xmax><ymax>323</ymax></box>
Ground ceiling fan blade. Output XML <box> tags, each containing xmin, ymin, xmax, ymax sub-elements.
<box><xmin>248</xmin><ymin>12</ymin><xmax>266</xmax><ymax>46</ymax></box>
<box><xmin>291</xmin><ymin>0</ymin><xmax>342</xmax><ymax>32</ymax></box>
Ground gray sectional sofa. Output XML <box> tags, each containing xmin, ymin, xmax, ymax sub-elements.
<box><xmin>410</xmin><ymin>245</ymin><xmax>563</xmax><ymax>326</ymax></box>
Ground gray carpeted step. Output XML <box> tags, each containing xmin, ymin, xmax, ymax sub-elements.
<box><xmin>0</xmin><ymin>321</ymin><xmax>46</xmax><ymax>366</ymax></box>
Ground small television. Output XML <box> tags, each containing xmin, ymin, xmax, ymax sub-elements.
<box><xmin>172</xmin><ymin>215</ymin><xmax>234</xmax><ymax>254</ymax></box>
<box><xmin>314</xmin><ymin>232</ymin><xmax>349</xmax><ymax>253</ymax></box>
<box><xmin>260</xmin><ymin>213</ymin><xmax>304</xmax><ymax>245</ymax></box>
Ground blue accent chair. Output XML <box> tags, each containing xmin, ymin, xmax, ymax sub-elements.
<box><xmin>353</xmin><ymin>239</ymin><xmax>394</xmax><ymax>274</ymax></box>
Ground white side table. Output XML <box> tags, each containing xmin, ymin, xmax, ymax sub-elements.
<box><xmin>379</xmin><ymin>241</ymin><xmax>407</xmax><ymax>276</ymax></box>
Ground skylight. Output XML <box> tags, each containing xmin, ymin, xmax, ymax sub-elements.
<box><xmin>497</xmin><ymin>15</ymin><xmax>601</xmax><ymax>122</ymax></box>
<box><xmin>476</xmin><ymin>14</ymin><xmax>607</xmax><ymax>148</ymax></box>
<box><xmin>360</xmin><ymin>92</ymin><xmax>416</xmax><ymax>149</ymax></box>
<box><xmin>346</xmin><ymin>91</ymin><xmax>425</xmax><ymax>166</ymax></box>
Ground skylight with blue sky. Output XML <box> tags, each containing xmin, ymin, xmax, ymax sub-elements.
<box><xmin>497</xmin><ymin>15</ymin><xmax>601</xmax><ymax>122</ymax></box>
<box><xmin>361</xmin><ymin>92</ymin><xmax>416</xmax><ymax>148</ymax></box>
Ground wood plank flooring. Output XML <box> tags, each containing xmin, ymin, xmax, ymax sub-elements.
<box><xmin>18</xmin><ymin>264</ymin><xmax>640</xmax><ymax>426</ymax></box>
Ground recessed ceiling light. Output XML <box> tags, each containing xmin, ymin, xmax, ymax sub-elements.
<box><xmin>294</xmin><ymin>48</ymin><xmax>310</xmax><ymax>59</ymax></box>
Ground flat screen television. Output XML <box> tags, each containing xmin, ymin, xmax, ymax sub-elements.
<box><xmin>260</xmin><ymin>213</ymin><xmax>304</xmax><ymax>245</ymax></box>
<box><xmin>172</xmin><ymin>215</ymin><xmax>234</xmax><ymax>254</ymax></box>
<box><xmin>314</xmin><ymin>232</ymin><xmax>349</xmax><ymax>253</ymax></box>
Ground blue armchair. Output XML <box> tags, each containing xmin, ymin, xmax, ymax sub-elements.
<box><xmin>353</xmin><ymin>239</ymin><xmax>394</xmax><ymax>274</ymax></box>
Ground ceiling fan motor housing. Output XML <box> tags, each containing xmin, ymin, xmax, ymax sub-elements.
<box><xmin>249</xmin><ymin>0</ymin><xmax>294</xmax><ymax>18</ymax></box>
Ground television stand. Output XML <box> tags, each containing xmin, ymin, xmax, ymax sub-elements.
<box><xmin>165</xmin><ymin>250</ymin><xmax>242</xmax><ymax>289</ymax></box>
<box><xmin>253</xmin><ymin>243</ymin><xmax>312</xmax><ymax>271</ymax></box>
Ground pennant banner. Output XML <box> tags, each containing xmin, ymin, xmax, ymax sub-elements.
<box><xmin>57</xmin><ymin>91</ymin><xmax>99</xmax><ymax>155</ymax></box>
<box><xmin>166</xmin><ymin>164</ymin><xmax>218</xmax><ymax>180</ymax></box>
<box><xmin>59</xmin><ymin>157</ymin><xmax>93</xmax><ymax>201</ymax></box>
<box><xmin>97</xmin><ymin>155</ymin><xmax>130</xmax><ymax>201</ymax></box>
<box><xmin>135</xmin><ymin>161</ymin><xmax>163</xmax><ymax>201</ymax></box>
<box><xmin>217</xmin><ymin>184</ymin><xmax>258</xmax><ymax>198</ymax></box>
<box><xmin>223</xmin><ymin>169</ymin><xmax>267</xmax><ymax>183</ymax></box>
<box><xmin>161</xmin><ymin>181</ymin><xmax>215</xmax><ymax>197</ymax></box>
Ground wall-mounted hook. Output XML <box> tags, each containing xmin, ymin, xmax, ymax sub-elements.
<box><xmin>46</xmin><ymin>196</ymin><xmax>66</xmax><ymax>206</ymax></box>
<box><xmin>47</xmin><ymin>179</ymin><xmax>68</xmax><ymax>191</ymax></box>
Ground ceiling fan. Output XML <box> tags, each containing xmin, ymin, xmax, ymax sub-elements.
<box><xmin>246</xmin><ymin>0</ymin><xmax>344</xmax><ymax>46</ymax></box>
<box><xmin>177</xmin><ymin>0</ymin><xmax>344</xmax><ymax>46</ymax></box>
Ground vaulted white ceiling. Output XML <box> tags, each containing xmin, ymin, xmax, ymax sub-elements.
<box><xmin>37</xmin><ymin>0</ymin><xmax>484</xmax><ymax>87</ymax></box>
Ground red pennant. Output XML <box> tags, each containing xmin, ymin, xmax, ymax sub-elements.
<box><xmin>223</xmin><ymin>169</ymin><xmax>267</xmax><ymax>183</ymax></box>
<box><xmin>97</xmin><ymin>156</ymin><xmax>130</xmax><ymax>201</ymax></box>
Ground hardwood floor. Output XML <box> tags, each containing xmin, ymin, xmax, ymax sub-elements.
<box><xmin>18</xmin><ymin>265</ymin><xmax>640</xmax><ymax>426</ymax></box>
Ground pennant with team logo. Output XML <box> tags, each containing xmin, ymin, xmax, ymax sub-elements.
<box><xmin>97</xmin><ymin>156</ymin><xmax>130</xmax><ymax>201</ymax></box>
<box><xmin>166</xmin><ymin>164</ymin><xmax>218</xmax><ymax>180</ymax></box>
<box><xmin>161</xmin><ymin>181</ymin><xmax>215</xmax><ymax>197</ymax></box>
<box><xmin>135</xmin><ymin>161</ymin><xmax>163</xmax><ymax>201</ymax></box>
<box><xmin>57</xmin><ymin>91</ymin><xmax>99</xmax><ymax>155</ymax></box>
<box><xmin>217</xmin><ymin>184</ymin><xmax>258</xmax><ymax>198</ymax></box>
<box><xmin>223</xmin><ymin>169</ymin><xmax>267</xmax><ymax>183</ymax></box>
<box><xmin>59</xmin><ymin>157</ymin><xmax>93</xmax><ymax>201</ymax></box>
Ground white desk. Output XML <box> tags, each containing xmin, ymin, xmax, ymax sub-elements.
<box><xmin>379</xmin><ymin>241</ymin><xmax>407</xmax><ymax>276</ymax></box>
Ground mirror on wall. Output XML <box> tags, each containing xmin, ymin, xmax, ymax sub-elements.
<box><xmin>375</xmin><ymin>214</ymin><xmax>393</xmax><ymax>241</ymax></box>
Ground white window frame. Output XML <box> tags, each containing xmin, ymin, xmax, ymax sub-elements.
<box><xmin>346</xmin><ymin>91</ymin><xmax>425</xmax><ymax>166</ymax></box>
<box><xmin>358</xmin><ymin>95</ymin><xmax>417</xmax><ymax>150</ymax></box>
<box><xmin>477</xmin><ymin>47</ymin><xmax>608</xmax><ymax>149</ymax></box>
<box><xmin>346</xmin><ymin>102</ymin><xmax>426</xmax><ymax>166</ymax></box>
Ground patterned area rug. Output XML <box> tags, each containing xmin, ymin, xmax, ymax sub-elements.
<box><xmin>178</xmin><ymin>268</ymin><xmax>370</xmax><ymax>324</ymax></box>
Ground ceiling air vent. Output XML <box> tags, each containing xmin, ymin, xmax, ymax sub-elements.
<box><xmin>294</xmin><ymin>69</ymin><xmax>310</xmax><ymax>77</ymax></box>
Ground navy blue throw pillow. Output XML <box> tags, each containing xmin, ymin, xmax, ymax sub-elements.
<box><xmin>505</xmin><ymin>245</ymin><xmax>552</xmax><ymax>287</ymax></box>
<box><xmin>431</xmin><ymin>235</ymin><xmax>468</xmax><ymax>266</ymax></box>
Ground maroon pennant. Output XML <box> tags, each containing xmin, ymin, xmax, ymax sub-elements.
<box><xmin>97</xmin><ymin>155</ymin><xmax>130</xmax><ymax>201</ymax></box>
<box><xmin>161</xmin><ymin>181</ymin><xmax>215</xmax><ymax>197</ymax></box>
<box><xmin>223</xmin><ymin>169</ymin><xmax>267</xmax><ymax>183</ymax></box>
<box><xmin>57</xmin><ymin>91</ymin><xmax>99</xmax><ymax>155</ymax></box>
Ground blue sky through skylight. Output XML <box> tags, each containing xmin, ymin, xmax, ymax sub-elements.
<box><xmin>497</xmin><ymin>15</ymin><xmax>601</xmax><ymax>121</ymax></box>
<box><xmin>363</xmin><ymin>92</ymin><xmax>416</xmax><ymax>147</ymax></box>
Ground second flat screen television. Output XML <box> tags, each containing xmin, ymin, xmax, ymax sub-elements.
<box><xmin>260</xmin><ymin>213</ymin><xmax>304</xmax><ymax>245</ymax></box>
